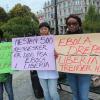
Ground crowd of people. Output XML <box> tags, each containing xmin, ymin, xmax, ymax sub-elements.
<box><xmin>0</xmin><ymin>14</ymin><xmax>98</xmax><ymax>100</ymax></box>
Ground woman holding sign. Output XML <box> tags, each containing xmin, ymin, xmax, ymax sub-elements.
<box><xmin>65</xmin><ymin>14</ymin><xmax>91</xmax><ymax>100</ymax></box>
<box><xmin>37</xmin><ymin>22</ymin><xmax>60</xmax><ymax>100</ymax></box>
<box><xmin>0</xmin><ymin>29</ymin><xmax>14</xmax><ymax>100</ymax></box>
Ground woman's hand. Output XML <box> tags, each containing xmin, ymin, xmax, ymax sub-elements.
<box><xmin>54</xmin><ymin>50</ymin><xmax>59</xmax><ymax>59</ymax></box>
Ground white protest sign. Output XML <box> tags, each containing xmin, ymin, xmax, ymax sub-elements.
<box><xmin>12</xmin><ymin>35</ymin><xmax>56</xmax><ymax>70</ymax></box>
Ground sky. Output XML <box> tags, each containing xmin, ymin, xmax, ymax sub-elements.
<box><xmin>0</xmin><ymin>0</ymin><xmax>48</xmax><ymax>13</ymax></box>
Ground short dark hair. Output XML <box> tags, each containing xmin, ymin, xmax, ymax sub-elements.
<box><xmin>39</xmin><ymin>22</ymin><xmax>50</xmax><ymax>30</ymax></box>
<box><xmin>65</xmin><ymin>14</ymin><xmax>82</xmax><ymax>27</ymax></box>
<box><xmin>0</xmin><ymin>29</ymin><xmax>3</xmax><ymax>39</ymax></box>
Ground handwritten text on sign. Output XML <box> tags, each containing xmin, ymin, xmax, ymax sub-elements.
<box><xmin>55</xmin><ymin>33</ymin><xmax>100</xmax><ymax>75</ymax></box>
<box><xmin>0</xmin><ymin>42</ymin><xmax>12</xmax><ymax>74</ymax></box>
<box><xmin>12</xmin><ymin>35</ymin><xmax>55</xmax><ymax>70</ymax></box>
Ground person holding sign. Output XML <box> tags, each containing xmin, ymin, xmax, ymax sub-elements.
<box><xmin>0</xmin><ymin>29</ymin><xmax>14</xmax><ymax>100</ymax></box>
<box><xmin>37</xmin><ymin>22</ymin><xmax>60</xmax><ymax>100</ymax></box>
<box><xmin>65</xmin><ymin>15</ymin><xmax>91</xmax><ymax>100</ymax></box>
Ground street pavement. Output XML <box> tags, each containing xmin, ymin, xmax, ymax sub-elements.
<box><xmin>4</xmin><ymin>71</ymin><xmax>100</xmax><ymax>100</ymax></box>
<box><xmin>4</xmin><ymin>71</ymin><xmax>72</xmax><ymax>100</ymax></box>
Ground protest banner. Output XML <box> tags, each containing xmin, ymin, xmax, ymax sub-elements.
<box><xmin>0</xmin><ymin>42</ymin><xmax>12</xmax><ymax>74</ymax></box>
<box><xmin>12</xmin><ymin>35</ymin><xmax>56</xmax><ymax>70</ymax></box>
<box><xmin>55</xmin><ymin>33</ymin><xmax>100</xmax><ymax>75</ymax></box>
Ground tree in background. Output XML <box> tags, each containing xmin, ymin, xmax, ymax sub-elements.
<box><xmin>83</xmin><ymin>5</ymin><xmax>100</xmax><ymax>33</ymax></box>
<box><xmin>9</xmin><ymin>4</ymin><xmax>31</xmax><ymax>18</ymax></box>
<box><xmin>0</xmin><ymin>7</ymin><xmax>8</xmax><ymax>27</ymax></box>
<box><xmin>1</xmin><ymin>16</ymin><xmax>38</xmax><ymax>36</ymax></box>
<box><xmin>9</xmin><ymin>3</ymin><xmax>38</xmax><ymax>23</ymax></box>
<box><xmin>0</xmin><ymin>3</ymin><xmax>39</xmax><ymax>41</ymax></box>
<box><xmin>0</xmin><ymin>7</ymin><xmax>8</xmax><ymax>22</ymax></box>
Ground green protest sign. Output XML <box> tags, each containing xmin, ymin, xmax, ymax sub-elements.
<box><xmin>0</xmin><ymin>42</ymin><xmax>12</xmax><ymax>74</ymax></box>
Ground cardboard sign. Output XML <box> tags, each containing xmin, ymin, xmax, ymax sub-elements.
<box><xmin>55</xmin><ymin>33</ymin><xmax>100</xmax><ymax>75</ymax></box>
<box><xmin>0</xmin><ymin>42</ymin><xmax>12</xmax><ymax>74</ymax></box>
<box><xmin>12</xmin><ymin>35</ymin><xmax>56</xmax><ymax>70</ymax></box>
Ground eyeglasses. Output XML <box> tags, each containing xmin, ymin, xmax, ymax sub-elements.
<box><xmin>67</xmin><ymin>22</ymin><xmax>78</xmax><ymax>26</ymax></box>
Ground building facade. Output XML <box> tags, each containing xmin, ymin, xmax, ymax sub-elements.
<box><xmin>38</xmin><ymin>0</ymin><xmax>100</xmax><ymax>34</ymax></box>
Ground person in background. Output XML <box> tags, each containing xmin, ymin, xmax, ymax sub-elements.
<box><xmin>0</xmin><ymin>29</ymin><xmax>14</xmax><ymax>100</ymax></box>
<box><xmin>65</xmin><ymin>14</ymin><xmax>91</xmax><ymax>100</ymax></box>
<box><xmin>37</xmin><ymin>22</ymin><xmax>60</xmax><ymax>100</ymax></box>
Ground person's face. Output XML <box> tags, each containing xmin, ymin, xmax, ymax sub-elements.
<box><xmin>39</xmin><ymin>26</ymin><xmax>49</xmax><ymax>35</ymax></box>
<box><xmin>66</xmin><ymin>17</ymin><xmax>79</xmax><ymax>33</ymax></box>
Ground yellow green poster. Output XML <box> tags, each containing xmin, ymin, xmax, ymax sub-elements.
<box><xmin>0</xmin><ymin>42</ymin><xmax>12</xmax><ymax>74</ymax></box>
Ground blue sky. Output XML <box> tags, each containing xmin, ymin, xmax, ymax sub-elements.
<box><xmin>0</xmin><ymin>0</ymin><xmax>48</xmax><ymax>13</ymax></box>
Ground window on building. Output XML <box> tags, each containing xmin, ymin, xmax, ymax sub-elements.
<box><xmin>52</xmin><ymin>20</ymin><xmax>54</xmax><ymax>26</ymax></box>
<box><xmin>85</xmin><ymin>7</ymin><xmax>87</xmax><ymax>12</ymax></box>
<box><xmin>45</xmin><ymin>13</ymin><xmax>47</xmax><ymax>18</ymax></box>
<box><xmin>68</xmin><ymin>8</ymin><xmax>71</xmax><ymax>13</ymax></box>
<box><xmin>93</xmin><ymin>1</ymin><xmax>95</xmax><ymax>5</ymax></box>
<box><xmin>64</xmin><ymin>9</ymin><xmax>66</xmax><ymax>13</ymax></box>
<box><xmin>99</xmin><ymin>7</ymin><xmax>100</xmax><ymax>13</ymax></box>
<box><xmin>84</xmin><ymin>0</ymin><xmax>86</xmax><ymax>4</ymax></box>
<box><xmin>51</xmin><ymin>13</ymin><xmax>54</xmax><ymax>18</ymax></box>
<box><xmin>48</xmin><ymin>1</ymin><xmax>50</xmax><ymax>5</ymax></box>
<box><xmin>63</xmin><ymin>2</ymin><xmax>66</xmax><ymax>7</ymax></box>
<box><xmin>60</xmin><ymin>10</ymin><xmax>62</xmax><ymax>15</ymax></box>
<box><xmin>49</xmin><ymin>21</ymin><xmax>51</xmax><ymax>26</ymax></box>
<box><xmin>65</xmin><ymin>1</ymin><xmax>68</xmax><ymax>8</ymax></box>
<box><xmin>68</xmin><ymin>1</ymin><xmax>71</xmax><ymax>6</ymax></box>
<box><xmin>64</xmin><ymin>18</ymin><xmax>66</xmax><ymax>24</ymax></box>
<box><xmin>97</xmin><ymin>1</ymin><xmax>99</xmax><ymax>6</ymax></box>
<box><xmin>73</xmin><ymin>7</ymin><xmax>81</xmax><ymax>14</ymax></box>
<box><xmin>51</xmin><ymin>7</ymin><xmax>53</xmax><ymax>12</ymax></box>
<box><xmin>60</xmin><ymin>26</ymin><xmax>63</xmax><ymax>34</ymax></box>
<box><xmin>51</xmin><ymin>0</ymin><xmax>54</xmax><ymax>4</ymax></box>
<box><xmin>44</xmin><ymin>2</ymin><xmax>46</xmax><ymax>7</ymax></box>
<box><xmin>60</xmin><ymin>18</ymin><xmax>63</xmax><ymax>24</ymax></box>
<box><xmin>48</xmin><ymin>12</ymin><xmax>50</xmax><ymax>18</ymax></box>
<box><xmin>59</xmin><ymin>3</ymin><xmax>61</xmax><ymax>9</ymax></box>
<box><xmin>44</xmin><ymin>9</ymin><xmax>46</xmax><ymax>12</ymax></box>
<box><xmin>89</xmin><ymin>0</ymin><xmax>91</xmax><ymax>4</ymax></box>
<box><xmin>74</xmin><ymin>0</ymin><xmax>80</xmax><ymax>5</ymax></box>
